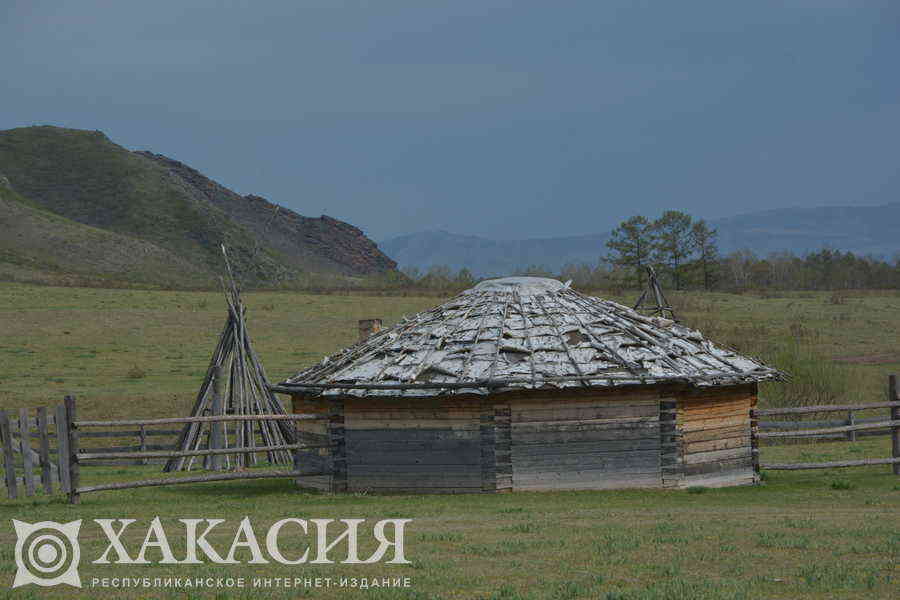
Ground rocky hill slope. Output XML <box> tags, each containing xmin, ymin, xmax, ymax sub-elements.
<box><xmin>0</xmin><ymin>126</ymin><xmax>396</xmax><ymax>286</ymax></box>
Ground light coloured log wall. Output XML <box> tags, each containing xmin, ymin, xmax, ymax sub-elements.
<box><xmin>676</xmin><ymin>385</ymin><xmax>756</xmax><ymax>488</ymax></box>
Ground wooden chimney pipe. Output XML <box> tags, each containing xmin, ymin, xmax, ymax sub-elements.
<box><xmin>358</xmin><ymin>318</ymin><xmax>382</xmax><ymax>342</ymax></box>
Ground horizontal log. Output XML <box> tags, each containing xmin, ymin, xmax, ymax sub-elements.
<box><xmin>78</xmin><ymin>444</ymin><xmax>174</xmax><ymax>454</ymax></box>
<box><xmin>679</xmin><ymin>472</ymin><xmax>756</xmax><ymax>488</ymax></box>
<box><xmin>758</xmin><ymin>417</ymin><xmax>887</xmax><ymax>430</ymax></box>
<box><xmin>757</xmin><ymin>420</ymin><xmax>900</xmax><ymax>439</ymax></box>
<box><xmin>512</xmin><ymin>404</ymin><xmax>657</xmax><ymax>423</ymax></box>
<box><xmin>682</xmin><ymin>425</ymin><xmax>749</xmax><ymax>444</ymax></box>
<box><xmin>77</xmin><ymin>470</ymin><xmax>328</xmax><ymax>494</ymax></box>
<box><xmin>347</xmin><ymin>429</ymin><xmax>480</xmax><ymax>443</ymax></box>
<box><xmin>510</xmin><ymin>438</ymin><xmax>660</xmax><ymax>456</ymax></box>
<box><xmin>345</xmin><ymin>419</ymin><xmax>479</xmax><ymax>430</ymax></box>
<box><xmin>512</xmin><ymin>416</ymin><xmax>659</xmax><ymax>432</ymax></box>
<box><xmin>78</xmin><ymin>444</ymin><xmax>329</xmax><ymax>461</ymax></box>
<box><xmin>761</xmin><ymin>457</ymin><xmax>900</xmax><ymax>470</ymax></box>
<box><xmin>75</xmin><ymin>414</ymin><xmax>326</xmax><ymax>427</ymax></box>
<box><xmin>682</xmin><ymin>457</ymin><xmax>753</xmax><ymax>477</ymax></box>
<box><xmin>683</xmin><ymin>446</ymin><xmax>751</xmax><ymax>465</ymax></box>
<box><xmin>512</xmin><ymin>453</ymin><xmax>659</xmax><ymax>473</ymax></box>
<box><xmin>684</xmin><ymin>435</ymin><xmax>750</xmax><ymax>454</ymax></box>
<box><xmin>347</xmin><ymin>450</ymin><xmax>481</xmax><ymax>466</ymax></box>
<box><xmin>513</xmin><ymin>471</ymin><xmax>661</xmax><ymax>489</ymax></box>
<box><xmin>79</xmin><ymin>429</ymin><xmax>181</xmax><ymax>439</ymax></box>
<box><xmin>753</xmin><ymin>401</ymin><xmax>900</xmax><ymax>416</ymax></box>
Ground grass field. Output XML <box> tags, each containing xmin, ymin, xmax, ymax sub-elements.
<box><xmin>0</xmin><ymin>283</ymin><xmax>898</xmax><ymax>598</ymax></box>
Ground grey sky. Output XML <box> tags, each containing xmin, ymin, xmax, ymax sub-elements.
<box><xmin>3</xmin><ymin>1</ymin><xmax>898</xmax><ymax>240</ymax></box>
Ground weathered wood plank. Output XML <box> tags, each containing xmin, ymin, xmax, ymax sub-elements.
<box><xmin>512</xmin><ymin>403</ymin><xmax>658</xmax><ymax>423</ymax></box>
<box><xmin>0</xmin><ymin>411</ymin><xmax>17</xmax><ymax>499</ymax></box>
<box><xmin>511</xmin><ymin>438</ymin><xmax>661</xmax><ymax>456</ymax></box>
<box><xmin>65</xmin><ymin>396</ymin><xmax>80</xmax><ymax>504</ymax></box>
<box><xmin>20</xmin><ymin>408</ymin><xmax>35</xmax><ymax>497</ymax></box>
<box><xmin>683</xmin><ymin>446</ymin><xmax>751</xmax><ymax>465</ymax></box>
<box><xmin>36</xmin><ymin>407</ymin><xmax>52</xmax><ymax>494</ymax></box>
<box><xmin>683</xmin><ymin>436</ymin><xmax>750</xmax><ymax>455</ymax></box>
<box><xmin>682</xmin><ymin>425</ymin><xmax>750</xmax><ymax>444</ymax></box>
<box><xmin>55</xmin><ymin>404</ymin><xmax>70</xmax><ymax>494</ymax></box>
<box><xmin>682</xmin><ymin>457</ymin><xmax>753</xmax><ymax>477</ymax></box>
<box><xmin>513</xmin><ymin>471</ymin><xmax>661</xmax><ymax>489</ymax></box>
<box><xmin>348</xmin><ymin>449</ymin><xmax>481</xmax><ymax>466</ymax></box>
<box><xmin>345</xmin><ymin>419</ymin><xmax>480</xmax><ymax>430</ymax></box>
<box><xmin>754</xmin><ymin>400</ymin><xmax>900</xmax><ymax>416</ymax></box>
<box><xmin>680</xmin><ymin>415</ymin><xmax>749</xmax><ymax>433</ymax></box>
<box><xmin>512</xmin><ymin>451</ymin><xmax>660</xmax><ymax>473</ymax></box>
<box><xmin>762</xmin><ymin>457</ymin><xmax>900</xmax><ymax>470</ymax></box>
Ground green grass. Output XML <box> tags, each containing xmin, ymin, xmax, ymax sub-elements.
<box><xmin>0</xmin><ymin>438</ymin><xmax>896</xmax><ymax>599</ymax></box>
<box><xmin>0</xmin><ymin>284</ymin><xmax>898</xmax><ymax>598</ymax></box>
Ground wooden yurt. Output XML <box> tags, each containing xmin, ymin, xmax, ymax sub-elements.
<box><xmin>276</xmin><ymin>277</ymin><xmax>780</xmax><ymax>493</ymax></box>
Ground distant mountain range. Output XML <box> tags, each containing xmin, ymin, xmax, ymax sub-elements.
<box><xmin>381</xmin><ymin>202</ymin><xmax>900</xmax><ymax>276</ymax></box>
<box><xmin>0</xmin><ymin>126</ymin><xmax>396</xmax><ymax>287</ymax></box>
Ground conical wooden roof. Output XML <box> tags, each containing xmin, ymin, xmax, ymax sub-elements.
<box><xmin>280</xmin><ymin>277</ymin><xmax>779</xmax><ymax>397</ymax></box>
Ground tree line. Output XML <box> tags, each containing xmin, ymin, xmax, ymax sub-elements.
<box><xmin>396</xmin><ymin>210</ymin><xmax>900</xmax><ymax>292</ymax></box>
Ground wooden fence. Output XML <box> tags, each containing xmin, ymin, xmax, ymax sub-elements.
<box><xmin>1</xmin><ymin>396</ymin><xmax>332</xmax><ymax>503</ymax></box>
<box><xmin>752</xmin><ymin>375</ymin><xmax>900</xmax><ymax>474</ymax></box>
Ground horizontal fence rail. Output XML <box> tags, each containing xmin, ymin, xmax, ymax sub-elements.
<box><xmin>61</xmin><ymin>397</ymin><xmax>334</xmax><ymax>504</ymax></box>
<box><xmin>752</xmin><ymin>375</ymin><xmax>900</xmax><ymax>475</ymax></box>
<box><xmin>74</xmin><ymin>414</ymin><xmax>328</xmax><ymax>427</ymax></box>
<box><xmin>77</xmin><ymin>470</ymin><xmax>329</xmax><ymax>495</ymax></box>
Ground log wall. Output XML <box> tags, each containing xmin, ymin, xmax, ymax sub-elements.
<box><xmin>676</xmin><ymin>384</ymin><xmax>756</xmax><ymax>488</ymax></box>
<box><xmin>291</xmin><ymin>383</ymin><xmax>758</xmax><ymax>493</ymax></box>
<box><xmin>342</xmin><ymin>398</ymin><xmax>485</xmax><ymax>493</ymax></box>
<box><xmin>291</xmin><ymin>397</ymin><xmax>331</xmax><ymax>490</ymax></box>
<box><xmin>508</xmin><ymin>390</ymin><xmax>662</xmax><ymax>490</ymax></box>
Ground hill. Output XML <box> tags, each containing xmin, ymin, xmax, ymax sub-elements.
<box><xmin>0</xmin><ymin>182</ymin><xmax>206</xmax><ymax>286</ymax></box>
<box><xmin>0</xmin><ymin>126</ymin><xmax>396</xmax><ymax>286</ymax></box>
<box><xmin>382</xmin><ymin>203</ymin><xmax>900</xmax><ymax>276</ymax></box>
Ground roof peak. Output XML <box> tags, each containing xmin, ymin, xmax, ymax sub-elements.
<box><xmin>465</xmin><ymin>276</ymin><xmax>567</xmax><ymax>295</ymax></box>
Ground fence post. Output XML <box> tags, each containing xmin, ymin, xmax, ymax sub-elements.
<box><xmin>65</xmin><ymin>396</ymin><xmax>80</xmax><ymax>505</ymax></box>
<box><xmin>139</xmin><ymin>425</ymin><xmax>148</xmax><ymax>466</ymax></box>
<box><xmin>210</xmin><ymin>366</ymin><xmax>224</xmax><ymax>471</ymax></box>
<box><xmin>750</xmin><ymin>404</ymin><xmax>760</xmax><ymax>479</ymax></box>
<box><xmin>37</xmin><ymin>407</ymin><xmax>52</xmax><ymax>494</ymax></box>
<box><xmin>846</xmin><ymin>410</ymin><xmax>856</xmax><ymax>442</ymax></box>
<box><xmin>0</xmin><ymin>410</ymin><xmax>17</xmax><ymax>499</ymax></box>
<box><xmin>55</xmin><ymin>404</ymin><xmax>71</xmax><ymax>494</ymax></box>
<box><xmin>20</xmin><ymin>408</ymin><xmax>35</xmax><ymax>497</ymax></box>
<box><xmin>890</xmin><ymin>375</ymin><xmax>899</xmax><ymax>476</ymax></box>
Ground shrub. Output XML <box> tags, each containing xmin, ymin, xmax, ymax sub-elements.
<box><xmin>126</xmin><ymin>365</ymin><xmax>147</xmax><ymax>379</ymax></box>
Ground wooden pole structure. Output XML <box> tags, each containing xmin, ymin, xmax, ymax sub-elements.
<box><xmin>65</xmin><ymin>395</ymin><xmax>80</xmax><ymax>505</ymax></box>
<box><xmin>890</xmin><ymin>374</ymin><xmax>899</xmax><ymax>476</ymax></box>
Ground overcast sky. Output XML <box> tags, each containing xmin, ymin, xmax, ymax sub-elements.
<box><xmin>3</xmin><ymin>1</ymin><xmax>898</xmax><ymax>240</ymax></box>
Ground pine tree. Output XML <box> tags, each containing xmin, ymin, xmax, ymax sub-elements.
<box><xmin>652</xmin><ymin>211</ymin><xmax>694</xmax><ymax>290</ymax></box>
<box><xmin>691</xmin><ymin>219</ymin><xmax>719</xmax><ymax>290</ymax></box>
<box><xmin>605</xmin><ymin>216</ymin><xmax>655</xmax><ymax>288</ymax></box>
